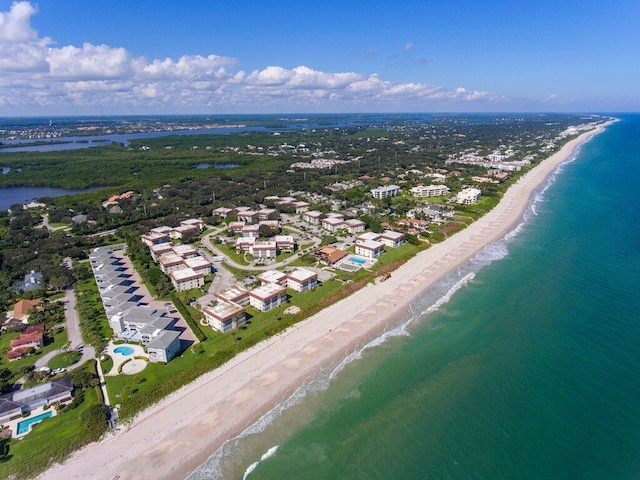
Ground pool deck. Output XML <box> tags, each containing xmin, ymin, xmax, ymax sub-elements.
<box><xmin>104</xmin><ymin>342</ymin><xmax>147</xmax><ymax>376</ymax></box>
<box><xmin>4</xmin><ymin>405</ymin><xmax>58</xmax><ymax>438</ymax></box>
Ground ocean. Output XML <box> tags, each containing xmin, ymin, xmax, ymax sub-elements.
<box><xmin>189</xmin><ymin>115</ymin><xmax>640</xmax><ymax>480</ymax></box>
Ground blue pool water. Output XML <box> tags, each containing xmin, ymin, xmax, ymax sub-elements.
<box><xmin>17</xmin><ymin>411</ymin><xmax>53</xmax><ymax>435</ymax></box>
<box><xmin>114</xmin><ymin>346</ymin><xmax>134</xmax><ymax>356</ymax></box>
<box><xmin>348</xmin><ymin>256</ymin><xmax>366</xmax><ymax>265</ymax></box>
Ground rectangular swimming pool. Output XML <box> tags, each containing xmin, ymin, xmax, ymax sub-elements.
<box><xmin>16</xmin><ymin>411</ymin><xmax>53</xmax><ymax>435</ymax></box>
<box><xmin>348</xmin><ymin>256</ymin><xmax>367</xmax><ymax>265</ymax></box>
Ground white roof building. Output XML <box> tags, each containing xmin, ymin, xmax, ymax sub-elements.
<box><xmin>257</xmin><ymin>270</ymin><xmax>288</xmax><ymax>286</ymax></box>
<box><xmin>456</xmin><ymin>188</ymin><xmax>482</xmax><ymax>205</ymax></box>
<box><xmin>249</xmin><ymin>283</ymin><xmax>287</xmax><ymax>312</ymax></box>
<box><xmin>370</xmin><ymin>185</ymin><xmax>400</xmax><ymax>199</ymax></box>
<box><xmin>410</xmin><ymin>184</ymin><xmax>450</xmax><ymax>197</ymax></box>
<box><xmin>169</xmin><ymin>268</ymin><xmax>205</xmax><ymax>292</ymax></box>
<box><xmin>286</xmin><ymin>268</ymin><xmax>318</xmax><ymax>292</ymax></box>
<box><xmin>354</xmin><ymin>240</ymin><xmax>385</xmax><ymax>259</ymax></box>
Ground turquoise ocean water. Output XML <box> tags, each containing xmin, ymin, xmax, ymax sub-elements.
<box><xmin>189</xmin><ymin>115</ymin><xmax>640</xmax><ymax>480</ymax></box>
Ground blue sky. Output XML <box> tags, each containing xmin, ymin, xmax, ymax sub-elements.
<box><xmin>0</xmin><ymin>0</ymin><xmax>638</xmax><ymax>114</ymax></box>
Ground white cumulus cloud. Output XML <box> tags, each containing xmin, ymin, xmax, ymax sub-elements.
<box><xmin>0</xmin><ymin>1</ymin><xmax>507</xmax><ymax>112</ymax></box>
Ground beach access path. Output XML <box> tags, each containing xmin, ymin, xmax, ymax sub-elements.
<box><xmin>38</xmin><ymin>122</ymin><xmax>612</xmax><ymax>480</ymax></box>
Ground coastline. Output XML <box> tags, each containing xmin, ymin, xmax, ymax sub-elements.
<box><xmin>39</xmin><ymin>121</ymin><xmax>613</xmax><ymax>480</ymax></box>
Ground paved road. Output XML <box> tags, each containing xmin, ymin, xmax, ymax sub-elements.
<box><xmin>33</xmin><ymin>287</ymin><xmax>95</xmax><ymax>371</ymax></box>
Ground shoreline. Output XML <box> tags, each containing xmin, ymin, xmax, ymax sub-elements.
<box><xmin>39</xmin><ymin>121</ymin><xmax>613</xmax><ymax>480</ymax></box>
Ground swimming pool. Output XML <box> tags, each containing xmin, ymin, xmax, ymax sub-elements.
<box><xmin>348</xmin><ymin>256</ymin><xmax>367</xmax><ymax>265</ymax></box>
<box><xmin>114</xmin><ymin>346</ymin><xmax>134</xmax><ymax>356</ymax></box>
<box><xmin>17</xmin><ymin>411</ymin><xmax>53</xmax><ymax>435</ymax></box>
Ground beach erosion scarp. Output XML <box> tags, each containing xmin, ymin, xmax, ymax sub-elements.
<box><xmin>38</xmin><ymin>121</ymin><xmax>613</xmax><ymax>480</ymax></box>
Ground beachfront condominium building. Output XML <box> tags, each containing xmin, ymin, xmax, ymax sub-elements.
<box><xmin>146</xmin><ymin>329</ymin><xmax>182</xmax><ymax>363</ymax></box>
<box><xmin>410</xmin><ymin>184</ymin><xmax>451</xmax><ymax>197</ymax></box>
<box><xmin>355</xmin><ymin>240</ymin><xmax>385</xmax><ymax>259</ymax></box>
<box><xmin>370</xmin><ymin>185</ymin><xmax>400</xmax><ymax>199</ymax></box>
<box><xmin>203</xmin><ymin>302</ymin><xmax>247</xmax><ymax>332</ymax></box>
<box><xmin>286</xmin><ymin>268</ymin><xmax>318</xmax><ymax>292</ymax></box>
<box><xmin>257</xmin><ymin>270</ymin><xmax>288</xmax><ymax>287</ymax></box>
<box><xmin>215</xmin><ymin>285</ymin><xmax>250</xmax><ymax>306</ymax></box>
<box><xmin>170</xmin><ymin>268</ymin><xmax>205</xmax><ymax>291</ymax></box>
<box><xmin>456</xmin><ymin>188</ymin><xmax>482</xmax><ymax>205</ymax></box>
<box><xmin>380</xmin><ymin>230</ymin><xmax>405</xmax><ymax>248</ymax></box>
<box><xmin>249</xmin><ymin>283</ymin><xmax>287</xmax><ymax>312</ymax></box>
<box><xmin>183</xmin><ymin>256</ymin><xmax>213</xmax><ymax>276</ymax></box>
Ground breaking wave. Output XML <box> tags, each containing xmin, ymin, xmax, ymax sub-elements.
<box><xmin>242</xmin><ymin>446</ymin><xmax>279</xmax><ymax>480</ymax></box>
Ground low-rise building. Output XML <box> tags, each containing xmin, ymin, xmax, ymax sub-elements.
<box><xmin>215</xmin><ymin>285</ymin><xmax>250</xmax><ymax>306</ymax></box>
<box><xmin>150</xmin><ymin>242</ymin><xmax>173</xmax><ymax>261</ymax></box>
<box><xmin>380</xmin><ymin>230</ymin><xmax>405</xmax><ymax>248</ymax></box>
<box><xmin>7</xmin><ymin>323</ymin><xmax>44</xmax><ymax>361</ymax></box>
<box><xmin>355</xmin><ymin>232</ymin><xmax>382</xmax><ymax>244</ymax></box>
<box><xmin>141</xmin><ymin>232</ymin><xmax>170</xmax><ymax>247</ymax></box>
<box><xmin>314</xmin><ymin>246</ymin><xmax>348</xmax><ymax>265</ymax></box>
<box><xmin>11</xmin><ymin>299</ymin><xmax>42</xmax><ymax>322</ymax></box>
<box><xmin>355</xmin><ymin>240</ymin><xmax>385</xmax><ymax>259</ymax></box>
<box><xmin>170</xmin><ymin>224</ymin><xmax>199</xmax><ymax>239</ymax></box>
<box><xmin>242</xmin><ymin>224</ymin><xmax>260</xmax><ymax>238</ymax></box>
<box><xmin>287</xmin><ymin>269</ymin><xmax>318</xmax><ymax>292</ymax></box>
<box><xmin>171</xmin><ymin>244</ymin><xmax>199</xmax><ymax>259</ymax></box>
<box><xmin>228</xmin><ymin>221</ymin><xmax>246</xmax><ymax>234</ymax></box>
<box><xmin>370</xmin><ymin>185</ymin><xmax>400</xmax><ymax>199</ymax></box>
<box><xmin>249</xmin><ymin>283</ymin><xmax>287</xmax><ymax>312</ymax></box>
<box><xmin>158</xmin><ymin>253</ymin><xmax>186</xmax><ymax>275</ymax></box>
<box><xmin>321</xmin><ymin>217</ymin><xmax>344</xmax><ymax>232</ymax></box>
<box><xmin>302</xmin><ymin>210</ymin><xmax>323</xmax><ymax>224</ymax></box>
<box><xmin>252</xmin><ymin>241</ymin><xmax>277</xmax><ymax>259</ymax></box>
<box><xmin>258</xmin><ymin>208</ymin><xmax>277</xmax><ymax>220</ymax></box>
<box><xmin>257</xmin><ymin>270</ymin><xmax>288</xmax><ymax>287</ymax></box>
<box><xmin>237</xmin><ymin>210</ymin><xmax>259</xmax><ymax>224</ymax></box>
<box><xmin>456</xmin><ymin>188</ymin><xmax>482</xmax><ymax>205</ymax></box>
<box><xmin>180</xmin><ymin>218</ymin><xmax>205</xmax><ymax>230</ymax></box>
<box><xmin>293</xmin><ymin>201</ymin><xmax>310</xmax><ymax>213</ymax></box>
<box><xmin>410</xmin><ymin>184</ymin><xmax>450</xmax><ymax>197</ymax></box>
<box><xmin>235</xmin><ymin>237</ymin><xmax>256</xmax><ymax>252</ymax></box>
<box><xmin>275</xmin><ymin>235</ymin><xmax>296</xmax><ymax>252</ymax></box>
<box><xmin>183</xmin><ymin>256</ymin><xmax>213</xmax><ymax>276</ymax></box>
<box><xmin>170</xmin><ymin>268</ymin><xmax>205</xmax><ymax>291</ymax></box>
<box><xmin>212</xmin><ymin>207</ymin><xmax>233</xmax><ymax>217</ymax></box>
<box><xmin>341</xmin><ymin>219</ymin><xmax>366</xmax><ymax>234</ymax></box>
<box><xmin>146</xmin><ymin>330</ymin><xmax>182</xmax><ymax>363</ymax></box>
<box><xmin>203</xmin><ymin>302</ymin><xmax>246</xmax><ymax>332</ymax></box>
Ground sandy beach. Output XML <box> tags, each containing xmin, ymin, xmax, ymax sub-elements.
<box><xmin>39</xmin><ymin>122</ymin><xmax>612</xmax><ymax>480</ymax></box>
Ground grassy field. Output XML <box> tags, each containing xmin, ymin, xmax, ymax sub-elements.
<box><xmin>48</xmin><ymin>350</ymin><xmax>82</xmax><ymax>370</ymax></box>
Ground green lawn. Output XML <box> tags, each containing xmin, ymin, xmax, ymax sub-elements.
<box><xmin>215</xmin><ymin>242</ymin><xmax>250</xmax><ymax>265</ymax></box>
<box><xmin>48</xmin><ymin>350</ymin><xmax>82</xmax><ymax>370</ymax></box>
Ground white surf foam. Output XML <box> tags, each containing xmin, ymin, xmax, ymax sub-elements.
<box><xmin>242</xmin><ymin>446</ymin><xmax>279</xmax><ymax>480</ymax></box>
